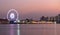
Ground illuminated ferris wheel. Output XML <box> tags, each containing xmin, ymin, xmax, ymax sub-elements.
<box><xmin>7</xmin><ymin>9</ymin><xmax>18</xmax><ymax>21</ymax></box>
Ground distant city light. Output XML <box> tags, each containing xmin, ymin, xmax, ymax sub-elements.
<box><xmin>17</xmin><ymin>20</ymin><xmax>20</xmax><ymax>22</ymax></box>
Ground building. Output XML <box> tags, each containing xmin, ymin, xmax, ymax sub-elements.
<box><xmin>48</xmin><ymin>16</ymin><xmax>55</xmax><ymax>22</ymax></box>
<box><xmin>40</xmin><ymin>16</ymin><xmax>56</xmax><ymax>24</ymax></box>
<box><xmin>0</xmin><ymin>19</ymin><xmax>9</xmax><ymax>24</ymax></box>
<box><xmin>55</xmin><ymin>14</ymin><xmax>60</xmax><ymax>23</ymax></box>
<box><xmin>40</xmin><ymin>16</ymin><xmax>48</xmax><ymax>21</ymax></box>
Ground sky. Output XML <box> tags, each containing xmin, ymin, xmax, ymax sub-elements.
<box><xmin>0</xmin><ymin>0</ymin><xmax>60</xmax><ymax>20</ymax></box>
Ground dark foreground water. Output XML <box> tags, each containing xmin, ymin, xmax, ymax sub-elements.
<box><xmin>0</xmin><ymin>24</ymin><xmax>59</xmax><ymax>35</ymax></box>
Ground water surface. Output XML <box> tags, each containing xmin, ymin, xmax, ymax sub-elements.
<box><xmin>0</xmin><ymin>24</ymin><xmax>59</xmax><ymax>35</ymax></box>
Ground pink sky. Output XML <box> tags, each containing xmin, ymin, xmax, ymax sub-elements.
<box><xmin>0</xmin><ymin>0</ymin><xmax>60</xmax><ymax>20</ymax></box>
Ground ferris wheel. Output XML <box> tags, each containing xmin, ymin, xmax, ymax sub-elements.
<box><xmin>7</xmin><ymin>9</ymin><xmax>18</xmax><ymax>21</ymax></box>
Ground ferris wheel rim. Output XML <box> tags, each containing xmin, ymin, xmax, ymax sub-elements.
<box><xmin>7</xmin><ymin>9</ymin><xmax>19</xmax><ymax>21</ymax></box>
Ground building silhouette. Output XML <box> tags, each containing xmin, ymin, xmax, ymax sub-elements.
<box><xmin>0</xmin><ymin>19</ymin><xmax>9</xmax><ymax>24</ymax></box>
<box><xmin>55</xmin><ymin>14</ymin><xmax>60</xmax><ymax>23</ymax></box>
<box><xmin>40</xmin><ymin>16</ymin><xmax>48</xmax><ymax>21</ymax></box>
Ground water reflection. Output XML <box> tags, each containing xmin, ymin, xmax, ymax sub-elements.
<box><xmin>0</xmin><ymin>24</ymin><xmax>20</xmax><ymax>35</ymax></box>
<box><xmin>0</xmin><ymin>24</ymin><xmax>58</xmax><ymax>35</ymax></box>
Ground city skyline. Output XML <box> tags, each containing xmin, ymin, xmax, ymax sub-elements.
<box><xmin>0</xmin><ymin>0</ymin><xmax>60</xmax><ymax>20</ymax></box>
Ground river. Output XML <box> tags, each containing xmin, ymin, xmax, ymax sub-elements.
<box><xmin>0</xmin><ymin>24</ymin><xmax>59</xmax><ymax>35</ymax></box>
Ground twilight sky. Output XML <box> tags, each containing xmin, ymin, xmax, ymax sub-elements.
<box><xmin>0</xmin><ymin>0</ymin><xmax>60</xmax><ymax>20</ymax></box>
